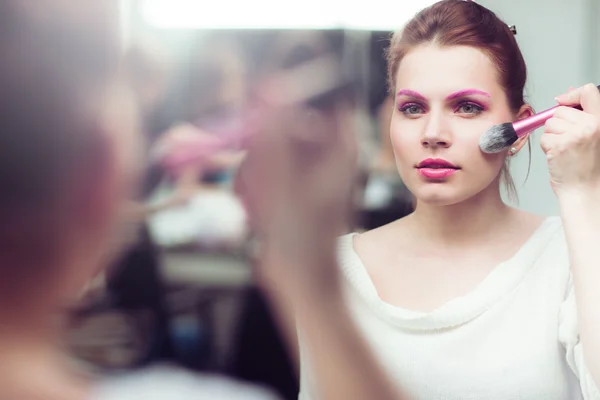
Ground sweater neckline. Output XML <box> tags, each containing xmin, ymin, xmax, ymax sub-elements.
<box><xmin>337</xmin><ymin>217</ymin><xmax>561</xmax><ymax>331</ymax></box>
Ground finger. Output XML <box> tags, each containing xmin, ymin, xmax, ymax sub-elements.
<box><xmin>544</xmin><ymin>115</ymin><xmax>578</xmax><ymax>135</ymax></box>
<box><xmin>539</xmin><ymin>132</ymin><xmax>566</xmax><ymax>155</ymax></box>
<box><xmin>552</xmin><ymin>106</ymin><xmax>600</xmax><ymax>140</ymax></box>
<box><xmin>556</xmin><ymin>83</ymin><xmax>600</xmax><ymax>115</ymax></box>
<box><xmin>552</xmin><ymin>105</ymin><xmax>590</xmax><ymax>124</ymax></box>
<box><xmin>555</xmin><ymin>85</ymin><xmax>585</xmax><ymax>106</ymax></box>
<box><xmin>580</xmin><ymin>83</ymin><xmax>600</xmax><ymax>116</ymax></box>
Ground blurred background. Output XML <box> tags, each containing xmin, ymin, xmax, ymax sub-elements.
<box><xmin>67</xmin><ymin>1</ymin><xmax>599</xmax><ymax>398</ymax></box>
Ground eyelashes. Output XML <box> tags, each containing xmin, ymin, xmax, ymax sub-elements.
<box><xmin>453</xmin><ymin>101</ymin><xmax>486</xmax><ymax>114</ymax></box>
<box><xmin>398</xmin><ymin>102</ymin><xmax>426</xmax><ymax>115</ymax></box>
<box><xmin>397</xmin><ymin>100</ymin><xmax>486</xmax><ymax>117</ymax></box>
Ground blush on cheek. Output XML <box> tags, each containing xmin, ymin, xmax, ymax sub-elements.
<box><xmin>480</xmin><ymin>149</ymin><xmax>508</xmax><ymax>165</ymax></box>
<box><xmin>389</xmin><ymin>130</ymin><xmax>416</xmax><ymax>161</ymax></box>
<box><xmin>477</xmin><ymin>152</ymin><xmax>508</xmax><ymax>183</ymax></box>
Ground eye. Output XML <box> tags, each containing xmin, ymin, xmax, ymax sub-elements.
<box><xmin>399</xmin><ymin>103</ymin><xmax>425</xmax><ymax>116</ymax></box>
<box><xmin>455</xmin><ymin>101</ymin><xmax>484</xmax><ymax>115</ymax></box>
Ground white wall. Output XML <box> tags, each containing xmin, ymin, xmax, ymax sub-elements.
<box><xmin>119</xmin><ymin>0</ymin><xmax>137</xmax><ymax>49</ymax></box>
<box><xmin>479</xmin><ymin>0</ymin><xmax>598</xmax><ymax>216</ymax></box>
<box><xmin>592</xmin><ymin>0</ymin><xmax>600</xmax><ymax>85</ymax></box>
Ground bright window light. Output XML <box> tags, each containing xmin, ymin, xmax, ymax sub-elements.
<box><xmin>141</xmin><ymin>0</ymin><xmax>437</xmax><ymax>31</ymax></box>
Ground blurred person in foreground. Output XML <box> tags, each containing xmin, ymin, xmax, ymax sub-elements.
<box><xmin>66</xmin><ymin>43</ymin><xmax>176</xmax><ymax>373</ymax></box>
<box><xmin>0</xmin><ymin>0</ymin><xmax>410</xmax><ymax>399</ymax></box>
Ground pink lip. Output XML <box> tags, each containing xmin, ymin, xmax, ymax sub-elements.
<box><xmin>416</xmin><ymin>158</ymin><xmax>460</xmax><ymax>179</ymax></box>
<box><xmin>418</xmin><ymin>168</ymin><xmax>458</xmax><ymax>179</ymax></box>
<box><xmin>416</xmin><ymin>158</ymin><xmax>459</xmax><ymax>168</ymax></box>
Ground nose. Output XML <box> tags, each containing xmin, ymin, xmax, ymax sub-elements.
<box><xmin>421</xmin><ymin>112</ymin><xmax>451</xmax><ymax>149</ymax></box>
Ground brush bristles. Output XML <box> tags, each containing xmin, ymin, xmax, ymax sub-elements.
<box><xmin>479</xmin><ymin>123</ymin><xmax>518</xmax><ymax>154</ymax></box>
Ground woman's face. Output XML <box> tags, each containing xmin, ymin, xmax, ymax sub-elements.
<box><xmin>390</xmin><ymin>44</ymin><xmax>523</xmax><ymax>206</ymax></box>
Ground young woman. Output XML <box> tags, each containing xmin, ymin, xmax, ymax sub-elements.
<box><xmin>288</xmin><ymin>1</ymin><xmax>600</xmax><ymax>399</ymax></box>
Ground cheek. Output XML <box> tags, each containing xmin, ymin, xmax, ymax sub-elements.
<box><xmin>480</xmin><ymin>152</ymin><xmax>507</xmax><ymax>174</ymax></box>
<box><xmin>462</xmin><ymin>140</ymin><xmax>507</xmax><ymax>186</ymax></box>
<box><xmin>389</xmin><ymin>120</ymin><xmax>417</xmax><ymax>162</ymax></box>
<box><xmin>451</xmin><ymin>120</ymin><xmax>505</xmax><ymax>169</ymax></box>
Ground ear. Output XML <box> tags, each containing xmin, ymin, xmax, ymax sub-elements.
<box><xmin>510</xmin><ymin>104</ymin><xmax>534</xmax><ymax>154</ymax></box>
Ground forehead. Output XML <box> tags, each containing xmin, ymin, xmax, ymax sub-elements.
<box><xmin>395</xmin><ymin>44</ymin><xmax>502</xmax><ymax>96</ymax></box>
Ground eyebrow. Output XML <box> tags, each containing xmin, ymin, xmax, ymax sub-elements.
<box><xmin>445</xmin><ymin>89</ymin><xmax>491</xmax><ymax>100</ymax></box>
<box><xmin>396</xmin><ymin>89</ymin><xmax>491</xmax><ymax>101</ymax></box>
<box><xmin>396</xmin><ymin>89</ymin><xmax>426</xmax><ymax>100</ymax></box>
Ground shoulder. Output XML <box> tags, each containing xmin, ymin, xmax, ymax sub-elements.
<box><xmin>520</xmin><ymin>215</ymin><xmax>572</xmax><ymax>289</ymax></box>
<box><xmin>537</xmin><ymin>215</ymin><xmax>565</xmax><ymax>247</ymax></box>
<box><xmin>336</xmin><ymin>217</ymin><xmax>411</xmax><ymax>288</ymax></box>
<box><xmin>512</xmin><ymin>214</ymin><xmax>566</xmax><ymax>261</ymax></box>
<box><xmin>344</xmin><ymin>216</ymin><xmax>411</xmax><ymax>259</ymax></box>
<box><xmin>338</xmin><ymin>215</ymin><xmax>406</xmax><ymax>257</ymax></box>
<box><xmin>90</xmin><ymin>366</ymin><xmax>279</xmax><ymax>400</ymax></box>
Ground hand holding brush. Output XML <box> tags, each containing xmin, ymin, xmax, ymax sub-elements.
<box><xmin>479</xmin><ymin>84</ymin><xmax>600</xmax><ymax>154</ymax></box>
<box><xmin>540</xmin><ymin>83</ymin><xmax>600</xmax><ymax>196</ymax></box>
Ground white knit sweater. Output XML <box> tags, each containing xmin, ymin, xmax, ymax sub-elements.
<box><xmin>299</xmin><ymin>217</ymin><xmax>600</xmax><ymax>400</ymax></box>
<box><xmin>91</xmin><ymin>367</ymin><xmax>279</xmax><ymax>400</ymax></box>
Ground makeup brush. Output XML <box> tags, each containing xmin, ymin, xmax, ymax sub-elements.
<box><xmin>156</xmin><ymin>52</ymin><xmax>355</xmax><ymax>171</ymax></box>
<box><xmin>479</xmin><ymin>84</ymin><xmax>600</xmax><ymax>154</ymax></box>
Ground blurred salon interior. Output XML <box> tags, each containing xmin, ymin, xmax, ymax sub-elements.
<box><xmin>60</xmin><ymin>0</ymin><xmax>599</xmax><ymax>398</ymax></box>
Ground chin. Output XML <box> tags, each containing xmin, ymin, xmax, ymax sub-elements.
<box><xmin>416</xmin><ymin>195</ymin><xmax>463</xmax><ymax>207</ymax></box>
<box><xmin>410</xmin><ymin>185</ymin><xmax>476</xmax><ymax>207</ymax></box>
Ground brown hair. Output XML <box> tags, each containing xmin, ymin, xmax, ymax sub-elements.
<box><xmin>386</xmin><ymin>0</ymin><xmax>530</xmax><ymax>198</ymax></box>
<box><xmin>0</xmin><ymin>1</ymin><xmax>122</xmax><ymax>281</ymax></box>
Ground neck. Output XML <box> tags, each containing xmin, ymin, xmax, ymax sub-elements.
<box><xmin>409</xmin><ymin>182</ymin><xmax>514</xmax><ymax>247</ymax></box>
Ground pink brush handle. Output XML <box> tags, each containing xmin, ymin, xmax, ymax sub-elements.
<box><xmin>513</xmin><ymin>84</ymin><xmax>600</xmax><ymax>137</ymax></box>
<box><xmin>162</xmin><ymin>126</ymin><xmax>256</xmax><ymax>171</ymax></box>
<box><xmin>161</xmin><ymin>111</ymin><xmax>261</xmax><ymax>171</ymax></box>
<box><xmin>513</xmin><ymin>105</ymin><xmax>562</xmax><ymax>138</ymax></box>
